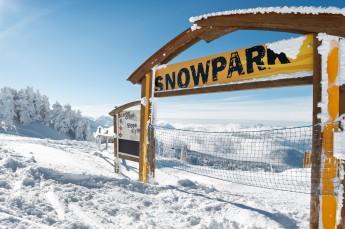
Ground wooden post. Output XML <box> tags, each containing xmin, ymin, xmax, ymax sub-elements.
<box><xmin>180</xmin><ymin>145</ymin><xmax>187</xmax><ymax>161</ymax></box>
<box><xmin>148</xmin><ymin>69</ymin><xmax>156</xmax><ymax>178</ymax></box>
<box><xmin>304</xmin><ymin>151</ymin><xmax>312</xmax><ymax>168</ymax></box>
<box><xmin>139</xmin><ymin>73</ymin><xmax>152</xmax><ymax>183</ymax></box>
<box><xmin>340</xmin><ymin>85</ymin><xmax>345</xmax><ymax>124</ymax></box>
<box><xmin>310</xmin><ymin>34</ymin><xmax>322</xmax><ymax>229</ymax></box>
<box><xmin>337</xmin><ymin>84</ymin><xmax>345</xmax><ymax>228</ymax></box>
<box><xmin>320</xmin><ymin>38</ymin><xmax>340</xmax><ymax>229</ymax></box>
<box><xmin>149</xmin><ymin>125</ymin><xmax>155</xmax><ymax>177</ymax></box>
<box><xmin>114</xmin><ymin>114</ymin><xmax>120</xmax><ymax>173</ymax></box>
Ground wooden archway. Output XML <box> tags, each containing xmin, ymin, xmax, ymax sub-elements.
<box><xmin>126</xmin><ymin>9</ymin><xmax>345</xmax><ymax>229</ymax></box>
<box><xmin>127</xmin><ymin>12</ymin><xmax>345</xmax><ymax>84</ymax></box>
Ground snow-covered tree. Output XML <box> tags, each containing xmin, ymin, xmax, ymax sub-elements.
<box><xmin>33</xmin><ymin>90</ymin><xmax>50</xmax><ymax>124</ymax></box>
<box><xmin>50</xmin><ymin>102</ymin><xmax>63</xmax><ymax>129</ymax></box>
<box><xmin>0</xmin><ymin>86</ymin><xmax>94</xmax><ymax>140</ymax></box>
<box><xmin>0</xmin><ymin>87</ymin><xmax>17</xmax><ymax>125</ymax></box>
<box><xmin>15</xmin><ymin>87</ymin><xmax>37</xmax><ymax>124</ymax></box>
<box><xmin>75</xmin><ymin>117</ymin><xmax>92</xmax><ymax>140</ymax></box>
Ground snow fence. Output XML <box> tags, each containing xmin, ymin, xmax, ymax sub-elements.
<box><xmin>153</xmin><ymin>125</ymin><xmax>325</xmax><ymax>194</ymax></box>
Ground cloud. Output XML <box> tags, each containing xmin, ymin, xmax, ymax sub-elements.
<box><xmin>0</xmin><ymin>1</ymin><xmax>61</xmax><ymax>45</ymax></box>
<box><xmin>78</xmin><ymin>95</ymin><xmax>312</xmax><ymax>122</ymax></box>
<box><xmin>157</xmin><ymin>95</ymin><xmax>312</xmax><ymax>122</ymax></box>
<box><xmin>0</xmin><ymin>10</ymin><xmax>50</xmax><ymax>41</ymax></box>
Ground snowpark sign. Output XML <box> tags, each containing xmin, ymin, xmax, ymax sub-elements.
<box><xmin>154</xmin><ymin>34</ymin><xmax>313</xmax><ymax>93</ymax></box>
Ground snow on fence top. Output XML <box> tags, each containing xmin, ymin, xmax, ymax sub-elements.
<box><xmin>189</xmin><ymin>6</ymin><xmax>345</xmax><ymax>23</ymax></box>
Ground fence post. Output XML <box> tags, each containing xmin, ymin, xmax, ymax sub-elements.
<box><xmin>149</xmin><ymin>125</ymin><xmax>155</xmax><ymax>177</ymax></box>
<box><xmin>114</xmin><ymin>114</ymin><xmax>120</xmax><ymax>173</ymax></box>
<box><xmin>139</xmin><ymin>73</ymin><xmax>152</xmax><ymax>183</ymax></box>
<box><xmin>304</xmin><ymin>151</ymin><xmax>311</xmax><ymax>168</ymax></box>
<box><xmin>180</xmin><ymin>145</ymin><xmax>187</xmax><ymax>161</ymax></box>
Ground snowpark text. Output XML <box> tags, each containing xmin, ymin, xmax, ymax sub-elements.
<box><xmin>155</xmin><ymin>34</ymin><xmax>313</xmax><ymax>92</ymax></box>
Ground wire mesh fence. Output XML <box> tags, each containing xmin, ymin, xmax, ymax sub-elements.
<box><xmin>153</xmin><ymin>124</ymin><xmax>318</xmax><ymax>193</ymax></box>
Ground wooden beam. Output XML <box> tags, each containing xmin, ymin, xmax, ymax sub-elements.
<box><xmin>340</xmin><ymin>84</ymin><xmax>345</xmax><ymax>119</ymax></box>
<box><xmin>154</xmin><ymin>76</ymin><xmax>313</xmax><ymax>98</ymax></box>
<box><xmin>198</xmin><ymin>26</ymin><xmax>237</xmax><ymax>43</ymax></box>
<box><xmin>139</xmin><ymin>77</ymin><xmax>147</xmax><ymax>182</ymax></box>
<box><xmin>139</xmin><ymin>73</ymin><xmax>152</xmax><ymax>183</ymax></box>
<box><xmin>310</xmin><ymin>34</ymin><xmax>322</xmax><ymax>229</ymax></box>
<box><xmin>119</xmin><ymin>154</ymin><xmax>139</xmax><ymax>162</ymax></box>
<box><xmin>320</xmin><ymin>40</ymin><xmax>339</xmax><ymax>229</ymax></box>
<box><xmin>195</xmin><ymin>13</ymin><xmax>345</xmax><ymax>38</ymax></box>
<box><xmin>127</xmin><ymin>28</ymin><xmax>206</xmax><ymax>84</ymax></box>
<box><xmin>109</xmin><ymin>100</ymin><xmax>141</xmax><ymax>116</ymax></box>
<box><xmin>127</xmin><ymin>13</ymin><xmax>345</xmax><ymax>85</ymax></box>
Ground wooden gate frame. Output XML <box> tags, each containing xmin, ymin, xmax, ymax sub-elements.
<box><xmin>126</xmin><ymin>11</ymin><xmax>345</xmax><ymax>229</ymax></box>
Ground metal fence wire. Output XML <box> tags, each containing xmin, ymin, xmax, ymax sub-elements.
<box><xmin>153</xmin><ymin>124</ymin><xmax>323</xmax><ymax>194</ymax></box>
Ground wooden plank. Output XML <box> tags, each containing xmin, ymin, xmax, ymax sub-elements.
<box><xmin>310</xmin><ymin>34</ymin><xmax>321</xmax><ymax>229</ymax></box>
<box><xmin>154</xmin><ymin>34</ymin><xmax>313</xmax><ymax>94</ymax></box>
<box><xmin>119</xmin><ymin>154</ymin><xmax>139</xmax><ymax>162</ymax></box>
<box><xmin>199</xmin><ymin>26</ymin><xmax>237</xmax><ymax>42</ymax></box>
<box><xmin>196</xmin><ymin>13</ymin><xmax>345</xmax><ymax>38</ymax></box>
<box><xmin>154</xmin><ymin>76</ymin><xmax>313</xmax><ymax>98</ymax></box>
<box><xmin>337</xmin><ymin>84</ymin><xmax>345</xmax><ymax>229</ymax></box>
<box><xmin>109</xmin><ymin>100</ymin><xmax>141</xmax><ymax>116</ymax></box>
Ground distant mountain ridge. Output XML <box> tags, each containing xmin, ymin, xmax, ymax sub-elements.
<box><xmin>94</xmin><ymin>116</ymin><xmax>113</xmax><ymax>127</ymax></box>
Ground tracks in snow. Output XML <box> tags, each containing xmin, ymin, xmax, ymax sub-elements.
<box><xmin>45</xmin><ymin>190</ymin><xmax>112</xmax><ymax>229</ymax></box>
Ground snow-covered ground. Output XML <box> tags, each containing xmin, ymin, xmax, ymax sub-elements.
<box><xmin>0</xmin><ymin>133</ymin><xmax>309</xmax><ymax>228</ymax></box>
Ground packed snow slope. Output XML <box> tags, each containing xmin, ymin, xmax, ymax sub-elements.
<box><xmin>0</xmin><ymin>133</ymin><xmax>309</xmax><ymax>228</ymax></box>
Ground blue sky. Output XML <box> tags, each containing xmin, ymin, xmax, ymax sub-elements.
<box><xmin>0</xmin><ymin>0</ymin><xmax>344</xmax><ymax>124</ymax></box>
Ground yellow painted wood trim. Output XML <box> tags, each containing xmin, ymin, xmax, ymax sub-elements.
<box><xmin>321</xmin><ymin>45</ymin><xmax>339</xmax><ymax>229</ymax></box>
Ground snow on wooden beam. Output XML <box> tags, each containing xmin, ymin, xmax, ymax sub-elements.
<box><xmin>194</xmin><ymin>13</ymin><xmax>345</xmax><ymax>38</ymax></box>
<box><xmin>127</xmin><ymin>9</ymin><xmax>345</xmax><ymax>85</ymax></box>
<box><xmin>189</xmin><ymin>6</ymin><xmax>345</xmax><ymax>22</ymax></box>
